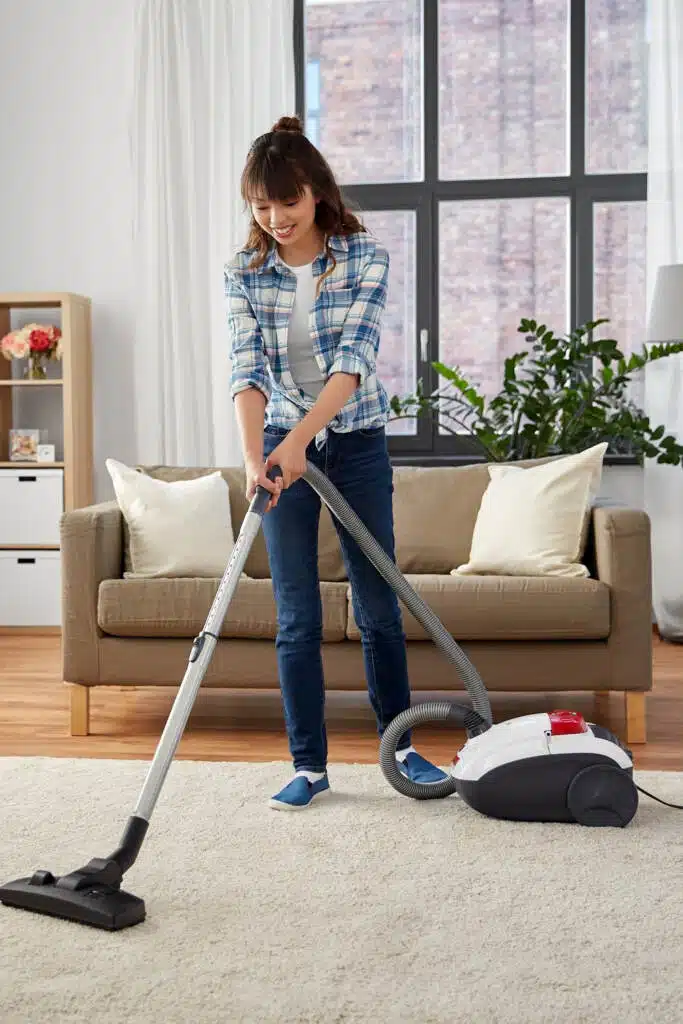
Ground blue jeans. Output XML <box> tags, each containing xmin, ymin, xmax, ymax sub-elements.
<box><xmin>261</xmin><ymin>425</ymin><xmax>412</xmax><ymax>772</ymax></box>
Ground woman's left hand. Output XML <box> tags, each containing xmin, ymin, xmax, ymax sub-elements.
<box><xmin>265</xmin><ymin>434</ymin><xmax>309</xmax><ymax>490</ymax></box>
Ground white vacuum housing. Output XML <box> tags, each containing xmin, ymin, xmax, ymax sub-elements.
<box><xmin>450</xmin><ymin>710</ymin><xmax>638</xmax><ymax>826</ymax></box>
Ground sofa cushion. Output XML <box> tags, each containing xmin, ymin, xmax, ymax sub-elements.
<box><xmin>98</xmin><ymin>577</ymin><xmax>348</xmax><ymax>641</ymax></box>
<box><xmin>106</xmin><ymin>458</ymin><xmax>238</xmax><ymax>578</ymax></box>
<box><xmin>390</xmin><ymin>466</ymin><xmax>491</xmax><ymax>573</ymax></box>
<box><xmin>135</xmin><ymin>466</ymin><xmax>347</xmax><ymax>582</ymax></box>
<box><xmin>345</xmin><ymin>574</ymin><xmax>611</xmax><ymax>641</ymax></box>
<box><xmin>454</xmin><ymin>443</ymin><xmax>607</xmax><ymax>578</ymax></box>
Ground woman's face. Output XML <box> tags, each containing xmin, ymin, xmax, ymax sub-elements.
<box><xmin>250</xmin><ymin>184</ymin><xmax>318</xmax><ymax>249</ymax></box>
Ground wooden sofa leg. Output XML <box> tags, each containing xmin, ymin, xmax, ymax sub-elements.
<box><xmin>625</xmin><ymin>692</ymin><xmax>647</xmax><ymax>745</ymax></box>
<box><xmin>69</xmin><ymin>684</ymin><xmax>90</xmax><ymax>737</ymax></box>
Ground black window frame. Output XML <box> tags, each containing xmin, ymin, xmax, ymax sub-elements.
<box><xmin>294</xmin><ymin>0</ymin><xmax>647</xmax><ymax>465</ymax></box>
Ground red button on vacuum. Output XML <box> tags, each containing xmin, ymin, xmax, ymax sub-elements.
<box><xmin>549</xmin><ymin>710</ymin><xmax>588</xmax><ymax>735</ymax></box>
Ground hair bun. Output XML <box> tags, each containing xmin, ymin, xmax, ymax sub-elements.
<box><xmin>272</xmin><ymin>115</ymin><xmax>304</xmax><ymax>134</ymax></box>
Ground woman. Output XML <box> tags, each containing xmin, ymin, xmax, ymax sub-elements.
<box><xmin>225</xmin><ymin>115</ymin><xmax>447</xmax><ymax>809</ymax></box>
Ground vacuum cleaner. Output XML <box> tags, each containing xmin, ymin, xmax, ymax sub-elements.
<box><xmin>1</xmin><ymin>461</ymin><xmax>680</xmax><ymax>931</ymax></box>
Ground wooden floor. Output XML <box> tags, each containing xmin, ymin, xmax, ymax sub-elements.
<box><xmin>0</xmin><ymin>632</ymin><xmax>681</xmax><ymax>771</ymax></box>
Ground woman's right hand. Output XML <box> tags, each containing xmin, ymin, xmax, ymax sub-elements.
<box><xmin>244</xmin><ymin>458</ymin><xmax>283</xmax><ymax>511</ymax></box>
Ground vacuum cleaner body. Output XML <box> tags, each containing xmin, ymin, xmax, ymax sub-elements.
<box><xmin>450</xmin><ymin>709</ymin><xmax>639</xmax><ymax>827</ymax></box>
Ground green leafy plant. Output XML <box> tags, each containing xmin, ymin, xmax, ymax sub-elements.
<box><xmin>389</xmin><ymin>317</ymin><xmax>683</xmax><ymax>465</ymax></box>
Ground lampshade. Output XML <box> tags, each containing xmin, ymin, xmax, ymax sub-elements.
<box><xmin>647</xmin><ymin>264</ymin><xmax>683</xmax><ymax>341</ymax></box>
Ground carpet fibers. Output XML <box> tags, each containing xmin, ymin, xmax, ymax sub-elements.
<box><xmin>1</xmin><ymin>757</ymin><xmax>683</xmax><ymax>1024</ymax></box>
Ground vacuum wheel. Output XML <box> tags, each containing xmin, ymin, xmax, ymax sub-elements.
<box><xmin>566</xmin><ymin>763</ymin><xmax>638</xmax><ymax>827</ymax></box>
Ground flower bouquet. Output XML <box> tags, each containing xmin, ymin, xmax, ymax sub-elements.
<box><xmin>0</xmin><ymin>323</ymin><xmax>63</xmax><ymax>379</ymax></box>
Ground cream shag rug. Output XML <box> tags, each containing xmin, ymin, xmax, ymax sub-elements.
<box><xmin>1</xmin><ymin>757</ymin><xmax>683</xmax><ymax>1024</ymax></box>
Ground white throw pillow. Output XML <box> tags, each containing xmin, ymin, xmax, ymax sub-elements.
<box><xmin>105</xmin><ymin>458</ymin><xmax>237</xmax><ymax>578</ymax></box>
<box><xmin>452</xmin><ymin>443</ymin><xmax>608</xmax><ymax>578</ymax></box>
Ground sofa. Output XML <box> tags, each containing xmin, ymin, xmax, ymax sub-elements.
<box><xmin>60</xmin><ymin>459</ymin><xmax>653</xmax><ymax>744</ymax></box>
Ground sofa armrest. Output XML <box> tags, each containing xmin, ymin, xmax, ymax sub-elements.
<box><xmin>60</xmin><ymin>500</ymin><xmax>123</xmax><ymax>683</ymax></box>
<box><xmin>592</xmin><ymin>505</ymin><xmax>652</xmax><ymax>691</ymax></box>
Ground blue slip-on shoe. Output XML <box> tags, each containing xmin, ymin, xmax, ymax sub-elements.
<box><xmin>269</xmin><ymin>773</ymin><xmax>331</xmax><ymax>811</ymax></box>
<box><xmin>398</xmin><ymin>751</ymin><xmax>449</xmax><ymax>784</ymax></box>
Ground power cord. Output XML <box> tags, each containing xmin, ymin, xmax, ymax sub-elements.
<box><xmin>588</xmin><ymin>724</ymin><xmax>683</xmax><ymax>810</ymax></box>
<box><xmin>634</xmin><ymin>783</ymin><xmax>683</xmax><ymax>810</ymax></box>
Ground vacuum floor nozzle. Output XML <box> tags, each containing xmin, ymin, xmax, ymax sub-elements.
<box><xmin>0</xmin><ymin>873</ymin><xmax>145</xmax><ymax>931</ymax></box>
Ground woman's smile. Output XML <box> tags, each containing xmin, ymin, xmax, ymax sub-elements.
<box><xmin>272</xmin><ymin>224</ymin><xmax>296</xmax><ymax>241</ymax></box>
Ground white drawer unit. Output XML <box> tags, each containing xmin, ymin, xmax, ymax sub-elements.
<box><xmin>0</xmin><ymin>468</ymin><xmax>64</xmax><ymax>546</ymax></box>
<box><xmin>0</xmin><ymin>550</ymin><xmax>62</xmax><ymax>626</ymax></box>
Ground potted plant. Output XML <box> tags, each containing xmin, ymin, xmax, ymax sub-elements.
<box><xmin>389</xmin><ymin>318</ymin><xmax>683</xmax><ymax>467</ymax></box>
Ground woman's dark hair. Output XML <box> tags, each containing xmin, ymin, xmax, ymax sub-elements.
<box><xmin>240</xmin><ymin>115</ymin><xmax>366</xmax><ymax>279</ymax></box>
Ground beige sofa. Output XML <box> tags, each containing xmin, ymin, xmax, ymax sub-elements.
<box><xmin>60</xmin><ymin>460</ymin><xmax>653</xmax><ymax>744</ymax></box>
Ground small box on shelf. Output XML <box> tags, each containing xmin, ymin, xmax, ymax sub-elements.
<box><xmin>9</xmin><ymin>427</ymin><xmax>40</xmax><ymax>461</ymax></box>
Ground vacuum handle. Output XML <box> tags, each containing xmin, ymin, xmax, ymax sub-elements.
<box><xmin>252</xmin><ymin>463</ymin><xmax>283</xmax><ymax>516</ymax></box>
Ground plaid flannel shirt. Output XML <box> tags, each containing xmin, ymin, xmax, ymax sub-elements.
<box><xmin>224</xmin><ymin>232</ymin><xmax>390</xmax><ymax>446</ymax></box>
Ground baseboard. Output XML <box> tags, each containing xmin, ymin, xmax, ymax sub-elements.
<box><xmin>0</xmin><ymin>626</ymin><xmax>61</xmax><ymax>635</ymax></box>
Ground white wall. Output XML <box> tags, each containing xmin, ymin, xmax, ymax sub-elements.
<box><xmin>599</xmin><ymin>465</ymin><xmax>645</xmax><ymax>509</ymax></box>
<box><xmin>0</xmin><ymin>0</ymin><xmax>137</xmax><ymax>503</ymax></box>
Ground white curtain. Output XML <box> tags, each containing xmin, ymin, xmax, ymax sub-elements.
<box><xmin>130</xmin><ymin>0</ymin><xmax>294</xmax><ymax>467</ymax></box>
<box><xmin>644</xmin><ymin>0</ymin><xmax>683</xmax><ymax>639</ymax></box>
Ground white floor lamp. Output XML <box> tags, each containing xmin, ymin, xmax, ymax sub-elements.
<box><xmin>644</xmin><ymin>264</ymin><xmax>683</xmax><ymax>641</ymax></box>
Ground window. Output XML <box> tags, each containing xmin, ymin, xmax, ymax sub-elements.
<box><xmin>296</xmin><ymin>0</ymin><xmax>648</xmax><ymax>461</ymax></box>
<box><xmin>593</xmin><ymin>201</ymin><xmax>647</xmax><ymax>356</ymax></box>
<box><xmin>439</xmin><ymin>198</ymin><xmax>570</xmax><ymax>403</ymax></box>
<box><xmin>439</xmin><ymin>0</ymin><xmax>569</xmax><ymax>180</ymax></box>
<box><xmin>303</xmin><ymin>0</ymin><xmax>423</xmax><ymax>184</ymax></box>
<box><xmin>305</xmin><ymin>59</ymin><xmax>321</xmax><ymax>149</ymax></box>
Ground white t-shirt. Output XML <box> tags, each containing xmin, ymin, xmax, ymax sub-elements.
<box><xmin>285</xmin><ymin>260</ymin><xmax>325</xmax><ymax>398</ymax></box>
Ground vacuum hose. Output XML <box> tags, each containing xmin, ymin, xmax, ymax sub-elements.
<box><xmin>301</xmin><ymin>461</ymin><xmax>493</xmax><ymax>801</ymax></box>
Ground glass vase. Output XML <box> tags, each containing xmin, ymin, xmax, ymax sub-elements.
<box><xmin>24</xmin><ymin>354</ymin><xmax>47</xmax><ymax>380</ymax></box>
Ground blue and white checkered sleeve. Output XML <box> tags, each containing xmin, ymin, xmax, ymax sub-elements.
<box><xmin>328</xmin><ymin>244</ymin><xmax>389</xmax><ymax>384</ymax></box>
<box><xmin>225</xmin><ymin>267</ymin><xmax>272</xmax><ymax>402</ymax></box>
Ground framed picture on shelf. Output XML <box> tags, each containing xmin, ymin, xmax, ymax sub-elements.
<box><xmin>9</xmin><ymin>428</ymin><xmax>40</xmax><ymax>462</ymax></box>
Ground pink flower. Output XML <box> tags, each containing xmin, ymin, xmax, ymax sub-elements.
<box><xmin>2</xmin><ymin>332</ymin><xmax>30</xmax><ymax>359</ymax></box>
<box><xmin>1</xmin><ymin>333</ymin><xmax>14</xmax><ymax>360</ymax></box>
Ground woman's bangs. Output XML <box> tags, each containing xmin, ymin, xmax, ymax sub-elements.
<box><xmin>244</xmin><ymin>154</ymin><xmax>305</xmax><ymax>204</ymax></box>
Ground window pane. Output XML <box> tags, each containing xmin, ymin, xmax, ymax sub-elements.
<box><xmin>304</xmin><ymin>0</ymin><xmax>422</xmax><ymax>184</ymax></box>
<box><xmin>361</xmin><ymin>210</ymin><xmax>417</xmax><ymax>435</ymax></box>
<box><xmin>593</xmin><ymin>202</ymin><xmax>647</xmax><ymax>355</ymax></box>
<box><xmin>587</xmin><ymin>0</ymin><xmax>648</xmax><ymax>173</ymax></box>
<box><xmin>438</xmin><ymin>199</ymin><xmax>569</xmax><ymax>420</ymax></box>
<box><xmin>438</xmin><ymin>0</ymin><xmax>568</xmax><ymax>180</ymax></box>
<box><xmin>305</xmin><ymin>59</ymin><xmax>321</xmax><ymax>149</ymax></box>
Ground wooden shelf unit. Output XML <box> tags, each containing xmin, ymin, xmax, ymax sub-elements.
<box><xmin>0</xmin><ymin>293</ymin><xmax>93</xmax><ymax>513</ymax></box>
<box><xmin>0</xmin><ymin>293</ymin><xmax>93</xmax><ymax>632</ymax></box>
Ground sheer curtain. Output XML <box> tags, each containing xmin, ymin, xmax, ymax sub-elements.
<box><xmin>130</xmin><ymin>0</ymin><xmax>294</xmax><ymax>467</ymax></box>
<box><xmin>644</xmin><ymin>0</ymin><xmax>683</xmax><ymax>639</ymax></box>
